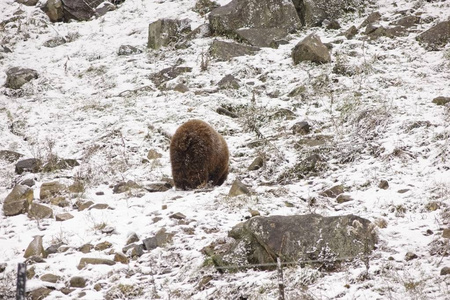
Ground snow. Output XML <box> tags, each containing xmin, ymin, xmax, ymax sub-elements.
<box><xmin>0</xmin><ymin>0</ymin><xmax>449</xmax><ymax>299</ymax></box>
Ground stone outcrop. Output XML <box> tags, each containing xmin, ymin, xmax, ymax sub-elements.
<box><xmin>3</xmin><ymin>185</ymin><xmax>34</xmax><ymax>216</ymax></box>
<box><xmin>417</xmin><ymin>21</ymin><xmax>450</xmax><ymax>50</ymax></box>
<box><xmin>206</xmin><ymin>214</ymin><xmax>377</xmax><ymax>270</ymax></box>
<box><xmin>292</xmin><ymin>34</ymin><xmax>331</xmax><ymax>64</ymax></box>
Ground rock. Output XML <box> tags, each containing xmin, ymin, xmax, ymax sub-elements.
<box><xmin>432</xmin><ymin>96</ymin><xmax>450</xmax><ymax>106</ymax></box>
<box><xmin>248</xmin><ymin>156</ymin><xmax>264</xmax><ymax>171</ymax></box>
<box><xmin>76</xmin><ymin>200</ymin><xmax>94</xmax><ymax>211</ymax></box>
<box><xmin>15</xmin><ymin>0</ymin><xmax>39</xmax><ymax>6</ymax></box>
<box><xmin>40</xmin><ymin>181</ymin><xmax>66</xmax><ymax>201</ymax></box>
<box><xmin>95</xmin><ymin>1</ymin><xmax>116</xmax><ymax>17</ymax></box>
<box><xmin>77</xmin><ymin>258</ymin><xmax>116</xmax><ymax>270</ymax></box>
<box><xmin>292</xmin><ymin>34</ymin><xmax>331</xmax><ymax>64</ymax></box>
<box><xmin>42</xmin><ymin>158</ymin><xmax>79</xmax><ymax>172</ymax></box>
<box><xmin>126</xmin><ymin>232</ymin><xmax>140</xmax><ymax>245</ymax></box>
<box><xmin>45</xmin><ymin>243</ymin><xmax>63</xmax><ymax>255</ymax></box>
<box><xmin>442</xmin><ymin>229</ymin><xmax>450</xmax><ymax>239</ymax></box>
<box><xmin>21</xmin><ymin>178</ymin><xmax>36</xmax><ymax>187</ymax></box>
<box><xmin>149</xmin><ymin>66</ymin><xmax>192</xmax><ymax>87</ymax></box>
<box><xmin>89</xmin><ymin>203</ymin><xmax>111</xmax><ymax>210</ymax></box>
<box><xmin>336</xmin><ymin>194</ymin><xmax>353</xmax><ymax>203</ymax></box>
<box><xmin>41</xmin><ymin>0</ymin><xmax>63</xmax><ymax>22</ymax></box>
<box><xmin>43</xmin><ymin>37</ymin><xmax>66</xmax><ymax>48</ymax></box>
<box><xmin>0</xmin><ymin>263</ymin><xmax>6</xmax><ymax>273</ymax></box>
<box><xmin>193</xmin><ymin>0</ymin><xmax>219</xmax><ymax>16</ymax></box>
<box><xmin>292</xmin><ymin>121</ymin><xmax>311</xmax><ymax>135</ymax></box>
<box><xmin>228</xmin><ymin>179</ymin><xmax>250</xmax><ymax>197</ymax></box>
<box><xmin>112</xmin><ymin>180</ymin><xmax>140</xmax><ymax>194</ymax></box>
<box><xmin>208</xmin><ymin>214</ymin><xmax>377</xmax><ymax>270</ymax></box>
<box><xmin>390</xmin><ymin>16</ymin><xmax>421</xmax><ymax>28</ymax></box>
<box><xmin>441</xmin><ymin>267</ymin><xmax>450</xmax><ymax>276</ymax></box>
<box><xmin>374</xmin><ymin>218</ymin><xmax>388</xmax><ymax>229</ymax></box>
<box><xmin>293</xmin><ymin>0</ymin><xmax>357</xmax><ymax>27</ymax></box>
<box><xmin>61</xmin><ymin>0</ymin><xmax>104</xmax><ymax>22</ymax></box>
<box><xmin>378</xmin><ymin>180</ymin><xmax>389</xmax><ymax>189</ymax></box>
<box><xmin>27</xmin><ymin>265</ymin><xmax>35</xmax><ymax>279</ymax></box>
<box><xmin>417</xmin><ymin>21</ymin><xmax>450</xmax><ymax>50</ymax></box>
<box><xmin>101</xmin><ymin>226</ymin><xmax>115</xmax><ymax>234</ymax></box>
<box><xmin>173</xmin><ymin>83</ymin><xmax>189</xmax><ymax>93</ymax></box>
<box><xmin>209</xmin><ymin>0</ymin><xmax>300</xmax><ymax>38</ymax></box>
<box><xmin>144</xmin><ymin>182</ymin><xmax>172</xmax><ymax>192</ymax></box>
<box><xmin>405</xmin><ymin>252</ymin><xmax>418</xmax><ymax>261</ymax></box>
<box><xmin>290</xmin><ymin>154</ymin><xmax>324</xmax><ymax>179</ymax></box>
<box><xmin>271</xmin><ymin>108</ymin><xmax>296</xmax><ymax>120</ymax></box>
<box><xmin>70</xmin><ymin>276</ymin><xmax>87</xmax><ymax>288</ymax></box>
<box><xmin>24</xmin><ymin>236</ymin><xmax>47</xmax><ymax>258</ymax></box>
<box><xmin>114</xmin><ymin>252</ymin><xmax>129</xmax><ymax>264</ymax></box>
<box><xmin>359</xmin><ymin>11</ymin><xmax>381</xmax><ymax>29</ymax></box>
<box><xmin>130</xmin><ymin>244</ymin><xmax>145</xmax><ymax>258</ymax></box>
<box><xmin>326</xmin><ymin>20</ymin><xmax>341</xmax><ymax>30</ymax></box>
<box><xmin>0</xmin><ymin>150</ymin><xmax>23</xmax><ymax>163</ymax></box>
<box><xmin>216</xmin><ymin>107</ymin><xmax>239</xmax><ymax>118</ymax></box>
<box><xmin>28</xmin><ymin>287</ymin><xmax>52</xmax><ymax>300</ymax></box>
<box><xmin>3</xmin><ymin>185</ymin><xmax>33</xmax><ymax>216</ymax></box>
<box><xmin>209</xmin><ymin>40</ymin><xmax>260</xmax><ymax>61</ymax></box>
<box><xmin>217</xmin><ymin>74</ymin><xmax>240</xmax><ymax>89</ymax></box>
<box><xmin>94</xmin><ymin>241</ymin><xmax>112</xmax><ymax>251</ymax></box>
<box><xmin>148</xmin><ymin>18</ymin><xmax>191</xmax><ymax>50</ymax></box>
<box><xmin>78</xmin><ymin>244</ymin><xmax>93</xmax><ymax>254</ymax></box>
<box><xmin>320</xmin><ymin>185</ymin><xmax>344</xmax><ymax>198</ymax></box>
<box><xmin>142</xmin><ymin>228</ymin><xmax>173</xmax><ymax>250</ymax></box>
<box><xmin>235</xmin><ymin>27</ymin><xmax>292</xmax><ymax>48</ymax></box>
<box><xmin>367</xmin><ymin>26</ymin><xmax>407</xmax><ymax>39</ymax></box>
<box><xmin>15</xmin><ymin>158</ymin><xmax>42</xmax><ymax>174</ymax></box>
<box><xmin>40</xmin><ymin>273</ymin><xmax>60</xmax><ymax>283</ymax></box>
<box><xmin>55</xmin><ymin>212</ymin><xmax>74</xmax><ymax>221</ymax></box>
<box><xmin>5</xmin><ymin>67</ymin><xmax>39</xmax><ymax>89</ymax></box>
<box><xmin>170</xmin><ymin>212</ymin><xmax>186</xmax><ymax>220</ymax></box>
<box><xmin>28</xmin><ymin>203</ymin><xmax>53</xmax><ymax>219</ymax></box>
<box><xmin>118</xmin><ymin>45</ymin><xmax>142</xmax><ymax>56</ymax></box>
<box><xmin>340</xmin><ymin>25</ymin><xmax>358</xmax><ymax>39</ymax></box>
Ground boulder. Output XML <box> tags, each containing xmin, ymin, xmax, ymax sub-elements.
<box><xmin>359</xmin><ymin>11</ymin><xmax>381</xmax><ymax>28</ymax></box>
<box><xmin>55</xmin><ymin>213</ymin><xmax>74</xmax><ymax>221</ymax></box>
<box><xmin>28</xmin><ymin>287</ymin><xmax>52</xmax><ymax>300</ymax></box>
<box><xmin>70</xmin><ymin>276</ymin><xmax>87</xmax><ymax>288</ymax></box>
<box><xmin>432</xmin><ymin>96</ymin><xmax>450</xmax><ymax>106</ymax></box>
<box><xmin>209</xmin><ymin>0</ymin><xmax>301</xmax><ymax>38</ymax></box>
<box><xmin>0</xmin><ymin>150</ymin><xmax>23</xmax><ymax>163</ymax></box>
<box><xmin>40</xmin><ymin>181</ymin><xmax>67</xmax><ymax>201</ymax></box>
<box><xmin>148</xmin><ymin>18</ymin><xmax>191</xmax><ymax>50</ymax></box>
<box><xmin>15</xmin><ymin>158</ymin><xmax>42</xmax><ymax>174</ymax></box>
<box><xmin>228</xmin><ymin>179</ymin><xmax>250</xmax><ymax>197</ymax></box>
<box><xmin>142</xmin><ymin>228</ymin><xmax>173</xmax><ymax>250</ymax></box>
<box><xmin>417</xmin><ymin>21</ymin><xmax>450</xmax><ymax>50</ymax></box>
<box><xmin>3</xmin><ymin>185</ymin><xmax>34</xmax><ymax>216</ymax></box>
<box><xmin>293</xmin><ymin>0</ymin><xmax>362</xmax><ymax>27</ymax></box>
<box><xmin>217</xmin><ymin>74</ymin><xmax>240</xmax><ymax>89</ymax></box>
<box><xmin>16</xmin><ymin>0</ymin><xmax>39</xmax><ymax>5</ymax></box>
<box><xmin>248</xmin><ymin>156</ymin><xmax>264</xmax><ymax>171</ymax></box>
<box><xmin>118</xmin><ymin>45</ymin><xmax>142</xmax><ymax>56</ymax></box>
<box><xmin>24</xmin><ymin>235</ymin><xmax>47</xmax><ymax>258</ymax></box>
<box><xmin>28</xmin><ymin>203</ymin><xmax>54</xmax><ymax>219</ymax></box>
<box><xmin>291</xmin><ymin>121</ymin><xmax>311</xmax><ymax>135</ymax></box>
<box><xmin>339</xmin><ymin>25</ymin><xmax>358</xmax><ymax>39</ymax></box>
<box><xmin>292</xmin><ymin>34</ymin><xmax>331</xmax><ymax>64</ymax></box>
<box><xmin>207</xmin><ymin>214</ymin><xmax>377</xmax><ymax>270</ymax></box>
<box><xmin>5</xmin><ymin>67</ymin><xmax>39</xmax><ymax>89</ymax></box>
<box><xmin>42</xmin><ymin>0</ymin><xmax>64</xmax><ymax>22</ymax></box>
<box><xmin>61</xmin><ymin>0</ymin><xmax>104</xmax><ymax>22</ymax></box>
<box><xmin>209</xmin><ymin>40</ymin><xmax>260</xmax><ymax>61</ymax></box>
<box><xmin>235</xmin><ymin>28</ymin><xmax>291</xmax><ymax>48</ymax></box>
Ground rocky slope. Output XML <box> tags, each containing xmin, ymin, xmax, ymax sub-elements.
<box><xmin>0</xmin><ymin>0</ymin><xmax>449</xmax><ymax>299</ymax></box>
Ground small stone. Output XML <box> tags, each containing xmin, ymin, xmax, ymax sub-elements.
<box><xmin>60</xmin><ymin>288</ymin><xmax>75</xmax><ymax>295</ymax></box>
<box><xmin>336</xmin><ymin>194</ymin><xmax>353</xmax><ymax>203</ymax></box>
<box><xmin>94</xmin><ymin>241</ymin><xmax>112</xmax><ymax>251</ymax></box>
<box><xmin>101</xmin><ymin>226</ymin><xmax>115</xmax><ymax>234</ymax></box>
<box><xmin>218</xmin><ymin>74</ymin><xmax>240</xmax><ymax>90</ymax></box>
<box><xmin>77</xmin><ymin>200</ymin><xmax>94</xmax><ymax>211</ymax></box>
<box><xmin>28</xmin><ymin>203</ymin><xmax>53</xmax><ymax>219</ymax></box>
<box><xmin>291</xmin><ymin>121</ymin><xmax>311</xmax><ymax>135</ymax></box>
<box><xmin>15</xmin><ymin>158</ymin><xmax>42</xmax><ymax>174</ymax></box>
<box><xmin>249</xmin><ymin>209</ymin><xmax>260</xmax><ymax>217</ymax></box>
<box><xmin>40</xmin><ymin>273</ymin><xmax>60</xmax><ymax>283</ymax></box>
<box><xmin>20</xmin><ymin>178</ymin><xmax>35</xmax><ymax>187</ymax></box>
<box><xmin>28</xmin><ymin>287</ymin><xmax>52</xmax><ymax>300</ymax></box>
<box><xmin>397</xmin><ymin>189</ymin><xmax>410</xmax><ymax>194</ymax></box>
<box><xmin>326</xmin><ymin>20</ymin><xmax>341</xmax><ymax>30</ymax></box>
<box><xmin>130</xmin><ymin>244</ymin><xmax>145</xmax><ymax>258</ymax></box>
<box><xmin>95</xmin><ymin>191</ymin><xmax>105</xmax><ymax>196</ymax></box>
<box><xmin>45</xmin><ymin>243</ymin><xmax>63</xmax><ymax>255</ymax></box>
<box><xmin>118</xmin><ymin>45</ymin><xmax>142</xmax><ymax>56</ymax></box>
<box><xmin>374</xmin><ymin>218</ymin><xmax>388</xmax><ymax>229</ymax></box>
<box><xmin>142</xmin><ymin>228</ymin><xmax>173</xmax><ymax>250</ymax></box>
<box><xmin>114</xmin><ymin>252</ymin><xmax>129</xmax><ymax>264</ymax></box>
<box><xmin>340</xmin><ymin>25</ymin><xmax>358</xmax><ymax>39</ymax></box>
<box><xmin>405</xmin><ymin>252</ymin><xmax>418</xmax><ymax>261</ymax></box>
<box><xmin>440</xmin><ymin>267</ymin><xmax>450</xmax><ymax>276</ymax></box>
<box><xmin>442</xmin><ymin>229</ymin><xmax>450</xmax><ymax>239</ymax></box>
<box><xmin>170</xmin><ymin>212</ymin><xmax>186</xmax><ymax>220</ymax></box>
<box><xmin>78</xmin><ymin>244</ymin><xmax>93</xmax><ymax>254</ymax></box>
<box><xmin>77</xmin><ymin>258</ymin><xmax>116</xmax><ymax>270</ymax></box>
<box><xmin>126</xmin><ymin>232</ymin><xmax>140</xmax><ymax>245</ymax></box>
<box><xmin>320</xmin><ymin>185</ymin><xmax>344</xmax><ymax>198</ymax></box>
<box><xmin>284</xmin><ymin>201</ymin><xmax>294</xmax><ymax>208</ymax></box>
<box><xmin>216</xmin><ymin>107</ymin><xmax>239</xmax><ymax>118</ymax></box>
<box><xmin>248</xmin><ymin>156</ymin><xmax>264</xmax><ymax>171</ymax></box>
<box><xmin>161</xmin><ymin>205</ymin><xmax>167</xmax><ymax>210</ymax></box>
<box><xmin>113</xmin><ymin>180</ymin><xmax>140</xmax><ymax>194</ymax></box>
<box><xmin>89</xmin><ymin>203</ymin><xmax>110</xmax><ymax>210</ymax></box>
<box><xmin>24</xmin><ymin>236</ymin><xmax>47</xmax><ymax>258</ymax></box>
<box><xmin>425</xmin><ymin>201</ymin><xmax>440</xmax><ymax>211</ymax></box>
<box><xmin>378</xmin><ymin>180</ymin><xmax>389</xmax><ymax>190</ymax></box>
<box><xmin>55</xmin><ymin>213</ymin><xmax>74</xmax><ymax>221</ymax></box>
<box><xmin>173</xmin><ymin>83</ymin><xmax>189</xmax><ymax>93</ymax></box>
<box><xmin>144</xmin><ymin>182</ymin><xmax>172</xmax><ymax>192</ymax></box>
<box><xmin>147</xmin><ymin>149</ymin><xmax>162</xmax><ymax>160</ymax></box>
<box><xmin>43</xmin><ymin>37</ymin><xmax>66</xmax><ymax>48</ymax></box>
<box><xmin>432</xmin><ymin>96</ymin><xmax>450</xmax><ymax>106</ymax></box>
<box><xmin>70</xmin><ymin>276</ymin><xmax>87</xmax><ymax>288</ymax></box>
<box><xmin>0</xmin><ymin>150</ymin><xmax>23</xmax><ymax>163</ymax></box>
<box><xmin>0</xmin><ymin>263</ymin><xmax>6</xmax><ymax>273</ymax></box>
<box><xmin>228</xmin><ymin>179</ymin><xmax>250</xmax><ymax>197</ymax></box>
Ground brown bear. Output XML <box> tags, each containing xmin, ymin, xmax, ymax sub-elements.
<box><xmin>170</xmin><ymin>119</ymin><xmax>229</xmax><ymax>190</ymax></box>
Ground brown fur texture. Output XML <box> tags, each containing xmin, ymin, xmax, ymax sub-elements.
<box><xmin>170</xmin><ymin>120</ymin><xmax>229</xmax><ymax>190</ymax></box>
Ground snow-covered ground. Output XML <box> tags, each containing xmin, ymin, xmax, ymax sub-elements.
<box><xmin>0</xmin><ymin>0</ymin><xmax>449</xmax><ymax>299</ymax></box>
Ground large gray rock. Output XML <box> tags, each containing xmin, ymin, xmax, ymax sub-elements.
<box><xmin>209</xmin><ymin>0</ymin><xmax>300</xmax><ymax>46</ymax></box>
<box><xmin>28</xmin><ymin>203</ymin><xmax>54</xmax><ymax>219</ymax></box>
<box><xmin>15</xmin><ymin>0</ymin><xmax>39</xmax><ymax>6</ymax></box>
<box><xmin>61</xmin><ymin>0</ymin><xmax>104</xmax><ymax>22</ymax></box>
<box><xmin>417</xmin><ymin>21</ymin><xmax>450</xmax><ymax>50</ymax></box>
<box><xmin>0</xmin><ymin>150</ymin><xmax>23</xmax><ymax>163</ymax></box>
<box><xmin>3</xmin><ymin>185</ymin><xmax>34</xmax><ymax>216</ymax></box>
<box><xmin>42</xmin><ymin>0</ymin><xmax>64</xmax><ymax>22</ymax></box>
<box><xmin>206</xmin><ymin>214</ymin><xmax>377</xmax><ymax>270</ymax></box>
<box><xmin>209</xmin><ymin>40</ymin><xmax>260</xmax><ymax>61</ymax></box>
<box><xmin>235</xmin><ymin>28</ymin><xmax>291</xmax><ymax>48</ymax></box>
<box><xmin>15</xmin><ymin>158</ymin><xmax>42</xmax><ymax>174</ymax></box>
<box><xmin>292</xmin><ymin>34</ymin><xmax>331</xmax><ymax>64</ymax></box>
<box><xmin>5</xmin><ymin>67</ymin><xmax>39</xmax><ymax>89</ymax></box>
<box><xmin>148</xmin><ymin>18</ymin><xmax>191</xmax><ymax>50</ymax></box>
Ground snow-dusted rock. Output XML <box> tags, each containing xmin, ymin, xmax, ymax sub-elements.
<box><xmin>5</xmin><ymin>67</ymin><xmax>38</xmax><ymax>89</ymax></box>
<box><xmin>3</xmin><ymin>185</ymin><xmax>33</xmax><ymax>216</ymax></box>
<box><xmin>292</xmin><ymin>34</ymin><xmax>331</xmax><ymax>64</ymax></box>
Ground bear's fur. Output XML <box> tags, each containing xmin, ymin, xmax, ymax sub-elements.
<box><xmin>170</xmin><ymin>119</ymin><xmax>229</xmax><ymax>190</ymax></box>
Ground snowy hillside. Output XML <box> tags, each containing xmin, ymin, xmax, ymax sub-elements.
<box><xmin>0</xmin><ymin>0</ymin><xmax>449</xmax><ymax>299</ymax></box>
